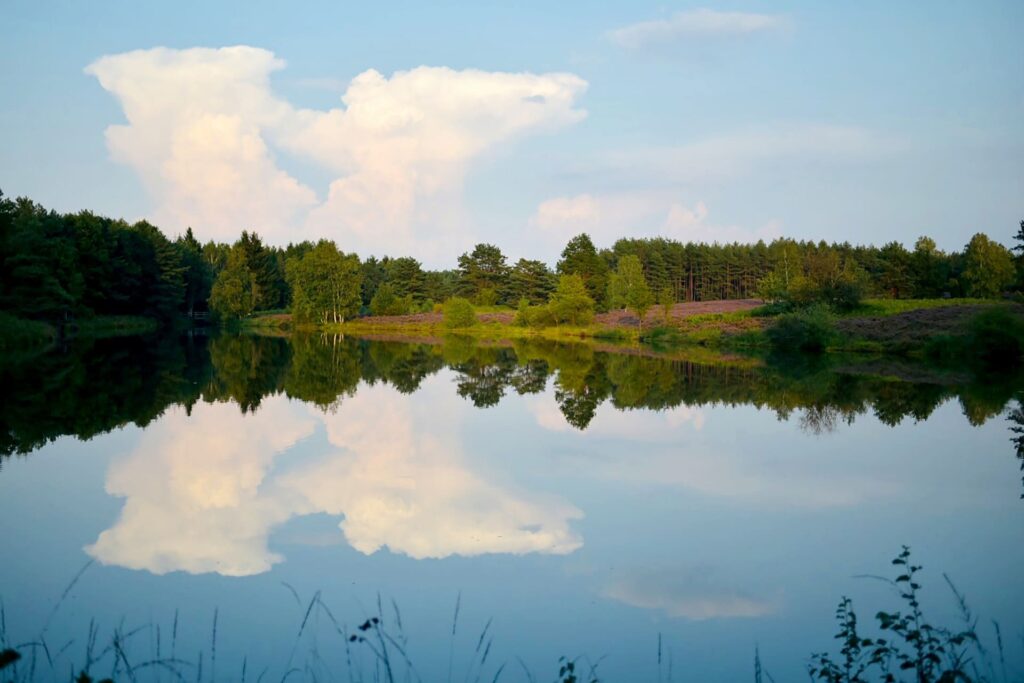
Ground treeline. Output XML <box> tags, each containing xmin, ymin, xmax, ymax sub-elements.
<box><xmin>2</xmin><ymin>189</ymin><xmax>1023</xmax><ymax>326</ymax></box>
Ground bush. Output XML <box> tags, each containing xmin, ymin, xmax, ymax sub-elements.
<box><xmin>641</xmin><ymin>326</ymin><xmax>682</xmax><ymax>348</ymax></box>
<box><xmin>549</xmin><ymin>274</ymin><xmax>595</xmax><ymax>326</ymax></box>
<box><xmin>370</xmin><ymin>283</ymin><xmax>411</xmax><ymax>316</ymax></box>
<box><xmin>822</xmin><ymin>276</ymin><xmax>864</xmax><ymax>312</ymax></box>
<box><xmin>443</xmin><ymin>297</ymin><xmax>477</xmax><ymax>329</ymax></box>
<box><xmin>766</xmin><ymin>304</ymin><xmax>837</xmax><ymax>353</ymax></box>
<box><xmin>965</xmin><ymin>306</ymin><xmax>1024</xmax><ymax>367</ymax></box>
<box><xmin>755</xmin><ymin>266</ymin><xmax>864</xmax><ymax>312</ymax></box>
<box><xmin>514</xmin><ymin>298</ymin><xmax>530</xmax><ymax>327</ymax></box>
<box><xmin>475</xmin><ymin>288</ymin><xmax>499</xmax><ymax>307</ymax></box>
<box><xmin>526</xmin><ymin>304</ymin><xmax>557</xmax><ymax>328</ymax></box>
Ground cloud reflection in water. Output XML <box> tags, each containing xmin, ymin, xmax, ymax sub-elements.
<box><xmin>87</xmin><ymin>380</ymin><xmax>582</xmax><ymax>575</ymax></box>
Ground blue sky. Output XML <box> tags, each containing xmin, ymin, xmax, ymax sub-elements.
<box><xmin>1</xmin><ymin>0</ymin><xmax>1021</xmax><ymax>266</ymax></box>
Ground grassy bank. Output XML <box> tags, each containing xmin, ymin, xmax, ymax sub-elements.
<box><xmin>238</xmin><ymin>310</ymin><xmax>293</xmax><ymax>332</ymax></box>
<box><xmin>240</xmin><ymin>297</ymin><xmax>1021</xmax><ymax>367</ymax></box>
<box><xmin>331</xmin><ymin>316</ymin><xmax>641</xmax><ymax>345</ymax></box>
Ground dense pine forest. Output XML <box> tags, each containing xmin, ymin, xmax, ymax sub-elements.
<box><xmin>1</xmin><ymin>189</ymin><xmax>1022</xmax><ymax>330</ymax></box>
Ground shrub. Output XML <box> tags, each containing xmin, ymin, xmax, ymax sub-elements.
<box><xmin>822</xmin><ymin>275</ymin><xmax>864</xmax><ymax>312</ymax></box>
<box><xmin>475</xmin><ymin>287</ymin><xmax>499</xmax><ymax>307</ymax></box>
<box><xmin>549</xmin><ymin>274</ymin><xmax>595</xmax><ymax>326</ymax></box>
<box><xmin>443</xmin><ymin>297</ymin><xmax>477</xmax><ymax>328</ymax></box>
<box><xmin>432</xmin><ymin>302</ymin><xmax>444</xmax><ymax>314</ymax></box>
<box><xmin>526</xmin><ymin>304</ymin><xmax>557</xmax><ymax>328</ymax></box>
<box><xmin>370</xmin><ymin>283</ymin><xmax>411</xmax><ymax>316</ymax></box>
<box><xmin>514</xmin><ymin>298</ymin><xmax>530</xmax><ymax>327</ymax></box>
<box><xmin>642</xmin><ymin>326</ymin><xmax>683</xmax><ymax>348</ymax></box>
<box><xmin>766</xmin><ymin>304</ymin><xmax>837</xmax><ymax>353</ymax></box>
<box><xmin>965</xmin><ymin>306</ymin><xmax>1024</xmax><ymax>367</ymax></box>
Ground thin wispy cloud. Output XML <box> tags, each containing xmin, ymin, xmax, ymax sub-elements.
<box><xmin>603</xmin><ymin>565</ymin><xmax>779</xmax><ymax>620</ymax></box>
<box><xmin>609</xmin><ymin>8</ymin><xmax>788</xmax><ymax>49</ymax></box>
<box><xmin>530</xmin><ymin>192</ymin><xmax>782</xmax><ymax>248</ymax></box>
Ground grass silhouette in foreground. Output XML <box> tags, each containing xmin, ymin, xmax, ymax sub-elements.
<box><xmin>809</xmin><ymin>547</ymin><xmax>1019</xmax><ymax>683</ymax></box>
<box><xmin>1</xmin><ymin>548</ymin><xmax>1021</xmax><ymax>682</ymax></box>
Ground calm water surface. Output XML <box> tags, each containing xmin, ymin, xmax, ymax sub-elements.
<box><xmin>1</xmin><ymin>333</ymin><xmax>1022</xmax><ymax>681</ymax></box>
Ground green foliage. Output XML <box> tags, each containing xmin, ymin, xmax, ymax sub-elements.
<box><xmin>360</xmin><ymin>255</ymin><xmax>388</xmax><ymax>307</ymax></box>
<box><xmin>962</xmin><ymin>232</ymin><xmax>1015</xmax><ymax>298</ymax></box>
<box><xmin>475</xmin><ymin>286</ymin><xmax>499</xmax><ymax>306</ymax></box>
<box><xmin>457</xmin><ymin>243</ymin><xmax>509</xmax><ymax>303</ymax></box>
<box><xmin>209</xmin><ymin>248</ymin><xmax>257</xmax><ymax>320</ymax></box>
<box><xmin>557</xmin><ymin>233</ymin><xmax>609</xmax><ymax>309</ymax></box>
<box><xmin>177</xmin><ymin>227</ymin><xmax>213</xmax><ymax>315</ymax></box>
<box><xmin>369</xmin><ymin>282</ymin><xmax>405</xmax><ymax>316</ymax></box>
<box><xmin>766</xmin><ymin>304</ymin><xmax>837</xmax><ymax>353</ymax></box>
<box><xmin>0</xmin><ymin>188</ymin><xmax>1017</xmax><ymax>337</ymax></box>
<box><xmin>758</xmin><ymin>251</ymin><xmax>865</xmax><ymax>312</ymax></box>
<box><xmin>443</xmin><ymin>296</ymin><xmax>477</xmax><ymax>328</ymax></box>
<box><xmin>607</xmin><ymin>254</ymin><xmax>654</xmax><ymax>328</ymax></box>
<box><xmin>235</xmin><ymin>230</ymin><xmax>287</xmax><ymax>310</ymax></box>
<box><xmin>525</xmin><ymin>303</ymin><xmax>558</xmax><ymax>328</ymax></box>
<box><xmin>911</xmin><ymin>236</ymin><xmax>949</xmax><ymax>298</ymax></box>
<box><xmin>514</xmin><ymin>297</ymin><xmax>531</xmax><ymax>327</ymax></box>
<box><xmin>642</xmin><ymin>325</ymin><xmax>684</xmax><ymax>349</ymax></box>
<box><xmin>923</xmin><ymin>306</ymin><xmax>1024</xmax><ymax>369</ymax></box>
<box><xmin>809</xmin><ymin>546</ymin><xmax>987</xmax><ymax>683</ymax></box>
<box><xmin>877</xmin><ymin>241</ymin><xmax>913</xmax><ymax>298</ymax></box>
<box><xmin>658</xmin><ymin>287</ymin><xmax>674</xmax><ymax>324</ymax></box>
<box><xmin>549</xmin><ymin>274</ymin><xmax>595</xmax><ymax>326</ymax></box>
<box><xmin>385</xmin><ymin>256</ymin><xmax>426</xmax><ymax>302</ymax></box>
<box><xmin>965</xmin><ymin>307</ymin><xmax>1024</xmax><ymax>367</ymax></box>
<box><xmin>286</xmin><ymin>241</ymin><xmax>362</xmax><ymax>324</ymax></box>
<box><xmin>508</xmin><ymin>258</ymin><xmax>556</xmax><ymax>304</ymax></box>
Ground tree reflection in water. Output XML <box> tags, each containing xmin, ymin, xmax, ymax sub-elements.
<box><xmin>2</xmin><ymin>332</ymin><xmax>1023</xmax><ymax>497</ymax></box>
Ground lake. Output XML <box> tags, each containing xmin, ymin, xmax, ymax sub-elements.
<box><xmin>1</xmin><ymin>333</ymin><xmax>1022</xmax><ymax>682</ymax></box>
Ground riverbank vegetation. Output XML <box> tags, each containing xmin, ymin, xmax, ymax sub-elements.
<box><xmin>1</xmin><ymin>547</ymin><xmax>1019</xmax><ymax>682</ymax></box>
<box><xmin>3</xmin><ymin>189</ymin><xmax>1022</xmax><ymax>361</ymax></box>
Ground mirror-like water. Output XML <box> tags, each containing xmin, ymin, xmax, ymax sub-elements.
<box><xmin>1</xmin><ymin>333</ymin><xmax>1022</xmax><ymax>681</ymax></box>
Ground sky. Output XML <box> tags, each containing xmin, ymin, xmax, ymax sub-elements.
<box><xmin>1</xmin><ymin>0</ymin><xmax>1021</xmax><ymax>267</ymax></box>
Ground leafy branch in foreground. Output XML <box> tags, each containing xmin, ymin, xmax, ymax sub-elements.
<box><xmin>809</xmin><ymin>546</ymin><xmax>1011</xmax><ymax>683</ymax></box>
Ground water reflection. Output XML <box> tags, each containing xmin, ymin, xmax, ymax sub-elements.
<box><xmin>85</xmin><ymin>398</ymin><xmax>317</xmax><ymax>575</ymax></box>
<box><xmin>1</xmin><ymin>332</ymin><xmax>1020</xmax><ymax>577</ymax></box>
<box><xmin>86</xmin><ymin>382</ymin><xmax>582</xmax><ymax>575</ymax></box>
<box><xmin>603</xmin><ymin>566</ymin><xmax>778</xmax><ymax>620</ymax></box>
<box><xmin>3</xmin><ymin>333</ymin><xmax>1022</xmax><ymax>459</ymax></box>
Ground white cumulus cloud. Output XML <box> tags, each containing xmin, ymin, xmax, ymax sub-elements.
<box><xmin>87</xmin><ymin>47</ymin><xmax>587</xmax><ymax>260</ymax></box>
<box><xmin>86</xmin><ymin>47</ymin><xmax>316</xmax><ymax>242</ymax></box>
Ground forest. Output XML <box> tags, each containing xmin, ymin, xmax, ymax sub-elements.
<box><xmin>1</xmin><ymin>189</ymin><xmax>1023</xmax><ymax>332</ymax></box>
